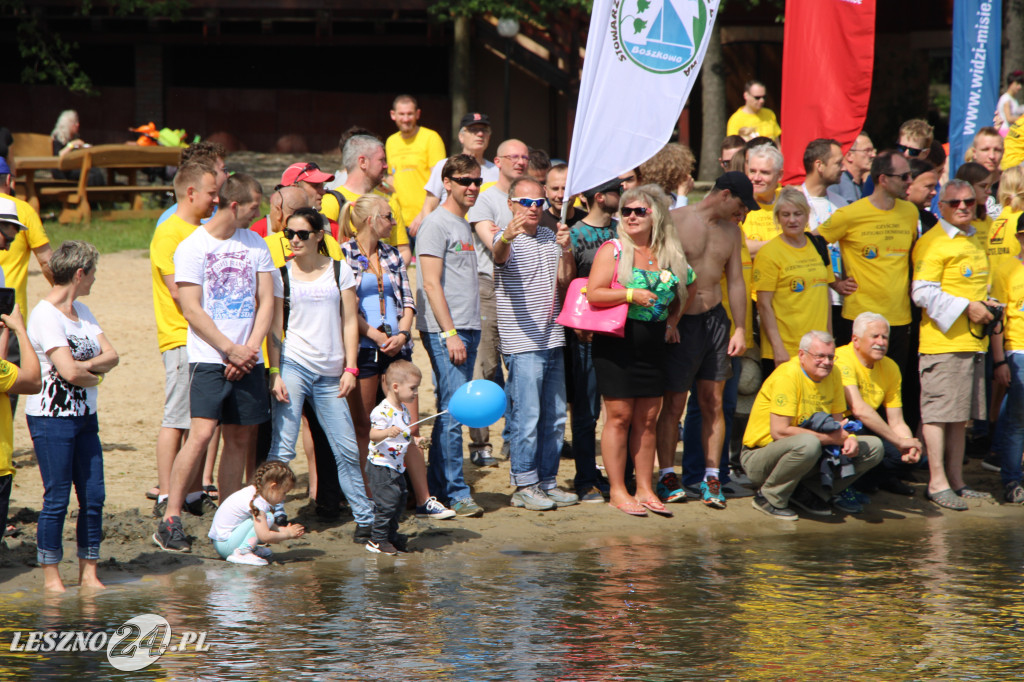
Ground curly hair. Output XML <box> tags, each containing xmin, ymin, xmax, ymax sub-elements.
<box><xmin>639</xmin><ymin>143</ymin><xmax>695</xmax><ymax>196</ymax></box>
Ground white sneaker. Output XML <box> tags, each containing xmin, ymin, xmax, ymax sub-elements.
<box><xmin>227</xmin><ymin>547</ymin><xmax>268</xmax><ymax>566</ymax></box>
<box><xmin>416</xmin><ymin>496</ymin><xmax>456</xmax><ymax>520</ymax></box>
<box><xmin>252</xmin><ymin>545</ymin><xmax>274</xmax><ymax>560</ymax></box>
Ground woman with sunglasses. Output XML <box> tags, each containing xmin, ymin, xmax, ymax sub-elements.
<box><xmin>587</xmin><ymin>185</ymin><xmax>694</xmax><ymax>517</ymax></box>
<box><xmin>753</xmin><ymin>187</ymin><xmax>835</xmax><ymax>377</ymax></box>
<box><xmin>341</xmin><ymin>195</ymin><xmax>453</xmax><ymax>521</ymax></box>
<box><xmin>266</xmin><ymin>208</ymin><xmax>373</xmax><ymax>535</ymax></box>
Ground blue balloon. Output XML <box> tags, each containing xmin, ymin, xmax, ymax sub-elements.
<box><xmin>448</xmin><ymin>380</ymin><xmax>507</xmax><ymax>428</ymax></box>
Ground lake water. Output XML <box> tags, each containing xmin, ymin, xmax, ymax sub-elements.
<box><xmin>3</xmin><ymin>518</ymin><xmax>1024</xmax><ymax>680</ymax></box>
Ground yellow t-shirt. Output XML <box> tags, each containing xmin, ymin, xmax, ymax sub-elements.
<box><xmin>1002</xmin><ymin>114</ymin><xmax>1024</xmax><ymax>170</ymax></box>
<box><xmin>990</xmin><ymin>256</ymin><xmax>1024</xmax><ymax>352</ymax></box>
<box><xmin>321</xmin><ymin>186</ymin><xmax>409</xmax><ymax>247</ymax></box>
<box><xmin>752</xmin><ymin>236</ymin><xmax>834</xmax><ymax>359</ymax></box>
<box><xmin>741</xmin><ymin>202</ymin><xmax>779</xmax><ymax>244</ymax></box>
<box><xmin>912</xmin><ymin>222</ymin><xmax>991</xmax><ymax>354</ymax></box>
<box><xmin>986</xmin><ymin>207</ymin><xmax>1023</xmax><ymax>274</ymax></box>
<box><xmin>0</xmin><ymin>359</ymin><xmax>18</xmax><ymax>478</ymax></box>
<box><xmin>385</xmin><ymin>127</ymin><xmax>446</xmax><ymax>226</ymax></box>
<box><xmin>726</xmin><ymin>107</ymin><xmax>782</xmax><ymax>139</ymax></box>
<box><xmin>742</xmin><ymin>357</ymin><xmax>846</xmax><ymax>449</ymax></box>
<box><xmin>150</xmin><ymin>214</ymin><xmax>198</xmax><ymax>352</ymax></box>
<box><xmin>833</xmin><ymin>343</ymin><xmax>902</xmax><ymax>415</ymax></box>
<box><xmin>0</xmin><ymin>193</ymin><xmax>50</xmax><ymax>317</ymax></box>
<box><xmin>720</xmin><ymin>239</ymin><xmax>754</xmax><ymax>348</ymax></box>
<box><xmin>817</xmin><ymin>197</ymin><xmax>918</xmax><ymax>325</ymax></box>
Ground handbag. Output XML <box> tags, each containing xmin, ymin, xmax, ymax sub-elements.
<box><xmin>556</xmin><ymin>240</ymin><xmax>627</xmax><ymax>337</ymax></box>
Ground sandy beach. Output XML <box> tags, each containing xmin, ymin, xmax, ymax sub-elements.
<box><xmin>1</xmin><ymin>249</ymin><xmax>1020</xmax><ymax>592</ymax></box>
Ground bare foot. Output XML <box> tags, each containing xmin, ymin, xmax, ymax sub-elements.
<box><xmin>80</xmin><ymin>577</ymin><xmax>106</xmax><ymax>590</ymax></box>
<box><xmin>43</xmin><ymin>577</ymin><xmax>66</xmax><ymax>593</ymax></box>
<box><xmin>79</xmin><ymin>560</ymin><xmax>105</xmax><ymax>590</ymax></box>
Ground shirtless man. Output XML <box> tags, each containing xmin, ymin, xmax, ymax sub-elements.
<box><xmin>655</xmin><ymin>171</ymin><xmax>760</xmax><ymax>508</ymax></box>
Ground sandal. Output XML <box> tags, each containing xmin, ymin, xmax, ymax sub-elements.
<box><xmin>203</xmin><ymin>484</ymin><xmax>219</xmax><ymax>500</ymax></box>
<box><xmin>4</xmin><ymin>523</ymin><xmax>18</xmax><ymax>538</ymax></box>
<box><xmin>145</xmin><ymin>485</ymin><xmax>160</xmax><ymax>501</ymax></box>
<box><xmin>610</xmin><ymin>500</ymin><xmax>648</xmax><ymax>517</ymax></box>
<box><xmin>638</xmin><ymin>498</ymin><xmax>674</xmax><ymax>518</ymax></box>
<box><xmin>926</xmin><ymin>488</ymin><xmax>968</xmax><ymax>511</ymax></box>
<box><xmin>954</xmin><ymin>487</ymin><xmax>993</xmax><ymax>501</ymax></box>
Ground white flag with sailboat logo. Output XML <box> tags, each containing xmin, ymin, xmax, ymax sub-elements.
<box><xmin>564</xmin><ymin>0</ymin><xmax>720</xmax><ymax>198</ymax></box>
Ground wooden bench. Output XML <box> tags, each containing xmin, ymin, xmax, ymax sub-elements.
<box><xmin>43</xmin><ymin>145</ymin><xmax>181</xmax><ymax>223</ymax></box>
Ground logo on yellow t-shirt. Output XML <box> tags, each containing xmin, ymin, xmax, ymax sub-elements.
<box><xmin>775</xmin><ymin>394</ymin><xmax>787</xmax><ymax>407</ymax></box>
<box><xmin>960</xmin><ymin>263</ymin><xmax>974</xmax><ymax>278</ymax></box>
<box><xmin>1016</xmin><ymin>297</ymin><xmax>1024</xmax><ymax>312</ymax></box>
<box><xmin>790</xmin><ymin>277</ymin><xmax>806</xmax><ymax>293</ymax></box>
<box><xmin>991</xmin><ymin>222</ymin><xmax>1007</xmax><ymax>244</ymax></box>
<box><xmin>862</xmin><ymin>245</ymin><xmax>878</xmax><ymax>259</ymax></box>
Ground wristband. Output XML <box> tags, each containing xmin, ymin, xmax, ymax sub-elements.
<box><xmin>398</xmin><ymin>329</ymin><xmax>411</xmax><ymax>340</ymax></box>
<box><xmin>994</xmin><ymin>360</ymin><xmax>1008</xmax><ymax>369</ymax></box>
<box><xmin>441</xmin><ymin>329</ymin><xmax>458</xmax><ymax>339</ymax></box>
<box><xmin>268</xmin><ymin>367</ymin><xmax>280</xmax><ymax>375</ymax></box>
<box><xmin>846</xmin><ymin>433</ymin><xmax>857</xmax><ymax>439</ymax></box>
<box><xmin>95</xmin><ymin>374</ymin><xmax>104</xmax><ymax>385</ymax></box>
<box><xmin>626</xmin><ymin>288</ymin><xmax>634</xmax><ymax>304</ymax></box>
<box><xmin>500</xmin><ymin>234</ymin><xmax>512</xmax><ymax>245</ymax></box>
<box><xmin>344</xmin><ymin>367</ymin><xmax>360</xmax><ymax>377</ymax></box>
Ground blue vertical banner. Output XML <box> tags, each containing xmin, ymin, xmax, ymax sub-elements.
<box><xmin>949</xmin><ymin>0</ymin><xmax>1002</xmax><ymax>178</ymax></box>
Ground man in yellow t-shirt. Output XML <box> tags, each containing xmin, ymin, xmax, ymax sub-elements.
<box><xmin>0</xmin><ymin>159</ymin><xmax>54</xmax><ymax>316</ymax></box>
<box><xmin>910</xmin><ymin>180</ymin><xmax>996</xmax><ymax>511</ymax></box>
<box><xmin>741</xmin><ymin>143</ymin><xmax>783</xmax><ymax>257</ymax></box>
<box><xmin>149</xmin><ymin>161</ymin><xmax>220</xmax><ymax>516</ymax></box>
<box><xmin>386</xmin><ymin>94</ymin><xmax>446</xmax><ymax>235</ymax></box>
<box><xmin>834</xmin><ymin>312</ymin><xmax>921</xmax><ymax>496</ymax></box>
<box><xmin>320</xmin><ymin>135</ymin><xmax>410</xmax><ymax>264</ymax></box>
<box><xmin>987</xmin><ymin>218</ymin><xmax>1024</xmax><ymax>502</ymax></box>
<box><xmin>726</xmin><ymin>80</ymin><xmax>781</xmax><ymax>142</ymax></box>
<box><xmin>740</xmin><ymin>330</ymin><xmax>883</xmax><ymax>519</ymax></box>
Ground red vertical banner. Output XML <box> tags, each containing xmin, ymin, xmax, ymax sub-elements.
<box><xmin>780</xmin><ymin>0</ymin><xmax>876</xmax><ymax>184</ymax></box>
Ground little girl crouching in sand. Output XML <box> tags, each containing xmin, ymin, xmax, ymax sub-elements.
<box><xmin>208</xmin><ymin>462</ymin><xmax>305</xmax><ymax>566</ymax></box>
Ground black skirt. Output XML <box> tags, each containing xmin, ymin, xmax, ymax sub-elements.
<box><xmin>592</xmin><ymin>317</ymin><xmax>667</xmax><ymax>398</ymax></box>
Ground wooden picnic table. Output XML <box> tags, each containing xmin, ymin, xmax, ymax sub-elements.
<box><xmin>15</xmin><ymin>144</ymin><xmax>181</xmax><ymax>223</ymax></box>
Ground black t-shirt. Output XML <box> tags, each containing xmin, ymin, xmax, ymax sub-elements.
<box><xmin>539</xmin><ymin>206</ymin><xmax>586</xmax><ymax>231</ymax></box>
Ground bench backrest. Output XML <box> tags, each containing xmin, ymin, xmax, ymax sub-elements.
<box><xmin>59</xmin><ymin>144</ymin><xmax>182</xmax><ymax>171</ymax></box>
<box><xmin>9</xmin><ymin>133</ymin><xmax>54</xmax><ymax>167</ymax></box>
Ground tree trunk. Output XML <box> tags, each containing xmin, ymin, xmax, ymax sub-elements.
<box><xmin>450</xmin><ymin>16</ymin><xmax>471</xmax><ymax>141</ymax></box>
<box><xmin>1006</xmin><ymin>0</ymin><xmax>1024</xmax><ymax>84</ymax></box>
<box><xmin>698</xmin><ymin>22</ymin><xmax>726</xmax><ymax>181</ymax></box>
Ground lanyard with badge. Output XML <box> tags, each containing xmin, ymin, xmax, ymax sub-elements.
<box><xmin>357</xmin><ymin>241</ymin><xmax>391</xmax><ymax>361</ymax></box>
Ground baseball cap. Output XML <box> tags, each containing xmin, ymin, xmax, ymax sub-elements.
<box><xmin>0</xmin><ymin>197</ymin><xmax>27</xmax><ymax>231</ymax></box>
<box><xmin>459</xmin><ymin>112</ymin><xmax>491</xmax><ymax>129</ymax></box>
<box><xmin>583</xmin><ymin>178</ymin><xmax>622</xmax><ymax>201</ymax></box>
<box><xmin>714</xmin><ymin>171</ymin><xmax>760</xmax><ymax>211</ymax></box>
<box><xmin>0</xmin><ymin>158</ymin><xmax>10</xmax><ymax>175</ymax></box>
<box><xmin>281</xmin><ymin>162</ymin><xmax>335</xmax><ymax>187</ymax></box>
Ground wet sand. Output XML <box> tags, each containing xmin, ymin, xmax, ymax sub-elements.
<box><xmin>1</xmin><ymin>250</ymin><xmax>1020</xmax><ymax>592</ymax></box>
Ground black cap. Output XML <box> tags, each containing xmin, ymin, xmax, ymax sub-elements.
<box><xmin>459</xmin><ymin>112</ymin><xmax>491</xmax><ymax>129</ymax></box>
<box><xmin>583</xmin><ymin>178</ymin><xmax>622</xmax><ymax>201</ymax></box>
<box><xmin>714</xmin><ymin>171</ymin><xmax>760</xmax><ymax>211</ymax></box>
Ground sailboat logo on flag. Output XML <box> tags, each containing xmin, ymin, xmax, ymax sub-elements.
<box><xmin>613</xmin><ymin>0</ymin><xmax>708</xmax><ymax>74</ymax></box>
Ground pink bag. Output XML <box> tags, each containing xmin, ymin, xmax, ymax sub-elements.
<box><xmin>556</xmin><ymin>240</ymin><xmax>627</xmax><ymax>337</ymax></box>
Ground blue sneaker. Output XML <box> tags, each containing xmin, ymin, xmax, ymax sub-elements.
<box><xmin>657</xmin><ymin>472</ymin><xmax>688</xmax><ymax>503</ymax></box>
<box><xmin>701</xmin><ymin>477</ymin><xmax>727</xmax><ymax>509</ymax></box>
<box><xmin>830</xmin><ymin>488</ymin><xmax>863</xmax><ymax>514</ymax></box>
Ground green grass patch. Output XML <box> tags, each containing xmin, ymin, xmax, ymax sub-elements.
<box><xmin>43</xmin><ymin>218</ymin><xmax>156</xmax><ymax>255</ymax></box>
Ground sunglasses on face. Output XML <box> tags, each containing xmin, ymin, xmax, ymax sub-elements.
<box><xmin>882</xmin><ymin>172</ymin><xmax>912</xmax><ymax>182</ymax></box>
<box><xmin>450</xmin><ymin>176</ymin><xmax>483</xmax><ymax>187</ymax></box>
<box><xmin>376</xmin><ymin>213</ymin><xmax>396</xmax><ymax>223</ymax></box>
<box><xmin>284</xmin><ymin>228</ymin><xmax>315</xmax><ymax>241</ymax></box>
<box><xmin>751</xmin><ymin>95</ymin><xmax>766</xmax><ymax>101</ymax></box>
<box><xmin>510</xmin><ymin>197</ymin><xmax>544</xmax><ymax>208</ymax></box>
<box><xmin>941</xmin><ymin>198</ymin><xmax>977</xmax><ymax>208</ymax></box>
<box><xmin>621</xmin><ymin>206</ymin><xmax>652</xmax><ymax>217</ymax></box>
<box><xmin>895</xmin><ymin>143</ymin><xmax>925</xmax><ymax>156</ymax></box>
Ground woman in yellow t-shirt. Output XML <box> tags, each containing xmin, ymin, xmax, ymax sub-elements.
<box><xmin>991</xmin><ymin>166</ymin><xmax>1024</xmax><ymax>270</ymax></box>
<box><xmin>753</xmin><ymin>187</ymin><xmax>834</xmax><ymax>377</ymax></box>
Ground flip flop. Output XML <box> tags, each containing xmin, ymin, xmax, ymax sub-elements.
<box><xmin>203</xmin><ymin>485</ymin><xmax>219</xmax><ymax>500</ymax></box>
<box><xmin>4</xmin><ymin>523</ymin><xmax>18</xmax><ymax>538</ymax></box>
<box><xmin>638</xmin><ymin>498</ymin><xmax>674</xmax><ymax>517</ymax></box>
<box><xmin>145</xmin><ymin>485</ymin><xmax>160</xmax><ymax>501</ymax></box>
<box><xmin>610</xmin><ymin>500</ymin><xmax>648</xmax><ymax>517</ymax></box>
<box><xmin>926</xmin><ymin>488</ymin><xmax>968</xmax><ymax>511</ymax></box>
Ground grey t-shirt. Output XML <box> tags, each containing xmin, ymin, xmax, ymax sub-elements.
<box><xmin>415</xmin><ymin>207</ymin><xmax>482</xmax><ymax>333</ymax></box>
<box><xmin>466</xmin><ymin>186</ymin><xmax>512</xmax><ymax>278</ymax></box>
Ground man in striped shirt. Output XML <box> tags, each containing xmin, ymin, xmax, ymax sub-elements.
<box><xmin>492</xmin><ymin>177</ymin><xmax>578</xmax><ymax>511</ymax></box>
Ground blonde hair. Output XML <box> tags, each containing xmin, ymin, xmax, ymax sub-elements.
<box><xmin>615</xmin><ymin>184</ymin><xmax>689</xmax><ymax>307</ymax></box>
<box><xmin>998</xmin><ymin>166</ymin><xmax>1024</xmax><ymax>212</ymax></box>
<box><xmin>250</xmin><ymin>461</ymin><xmax>296</xmax><ymax>517</ymax></box>
<box><xmin>899</xmin><ymin>118</ymin><xmax>934</xmax><ymax>148</ymax></box>
<box><xmin>772</xmin><ymin>186</ymin><xmax>810</xmax><ymax>227</ymax></box>
<box><xmin>51</xmin><ymin>110</ymin><xmax>79</xmax><ymax>144</ymax></box>
<box><xmin>339</xmin><ymin>193</ymin><xmax>388</xmax><ymax>240</ymax></box>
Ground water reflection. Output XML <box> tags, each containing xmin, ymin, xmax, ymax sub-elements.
<box><xmin>4</xmin><ymin>521</ymin><xmax>1024</xmax><ymax>680</ymax></box>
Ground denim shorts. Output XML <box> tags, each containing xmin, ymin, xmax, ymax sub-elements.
<box><xmin>357</xmin><ymin>346</ymin><xmax>412</xmax><ymax>379</ymax></box>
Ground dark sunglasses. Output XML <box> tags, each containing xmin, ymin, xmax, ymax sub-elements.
<box><xmin>895</xmin><ymin>143</ymin><xmax>925</xmax><ymax>156</ymax></box>
<box><xmin>450</xmin><ymin>176</ymin><xmax>483</xmax><ymax>187</ymax></box>
<box><xmin>882</xmin><ymin>172</ymin><xmax>912</xmax><ymax>182</ymax></box>
<box><xmin>621</xmin><ymin>206</ymin><xmax>652</xmax><ymax>217</ymax></box>
<box><xmin>284</xmin><ymin>228</ymin><xmax>315</xmax><ymax>240</ymax></box>
<box><xmin>510</xmin><ymin>197</ymin><xmax>544</xmax><ymax>208</ymax></box>
<box><xmin>941</xmin><ymin>198</ymin><xmax>977</xmax><ymax>208</ymax></box>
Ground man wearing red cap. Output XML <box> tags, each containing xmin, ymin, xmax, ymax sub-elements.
<box><xmin>273</xmin><ymin>162</ymin><xmax>340</xmax><ymax>239</ymax></box>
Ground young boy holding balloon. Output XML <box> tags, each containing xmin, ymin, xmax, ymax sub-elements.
<box><xmin>365</xmin><ymin>360</ymin><xmax>422</xmax><ymax>555</ymax></box>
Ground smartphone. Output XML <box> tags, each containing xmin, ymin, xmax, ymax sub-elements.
<box><xmin>0</xmin><ymin>288</ymin><xmax>14</xmax><ymax>317</ymax></box>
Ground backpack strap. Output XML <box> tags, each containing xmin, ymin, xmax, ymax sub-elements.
<box><xmin>279</xmin><ymin>264</ymin><xmax>291</xmax><ymax>334</ymax></box>
<box><xmin>805</xmin><ymin>232</ymin><xmax>831</xmax><ymax>269</ymax></box>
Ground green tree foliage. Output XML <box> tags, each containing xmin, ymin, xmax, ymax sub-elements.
<box><xmin>428</xmin><ymin>0</ymin><xmax>592</xmax><ymax>22</ymax></box>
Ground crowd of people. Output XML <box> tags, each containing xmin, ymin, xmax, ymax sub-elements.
<box><xmin>2</xmin><ymin>81</ymin><xmax>1024</xmax><ymax>585</ymax></box>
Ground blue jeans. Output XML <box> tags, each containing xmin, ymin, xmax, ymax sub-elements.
<box><xmin>680</xmin><ymin>356</ymin><xmax>741</xmax><ymax>486</ymax></box>
<box><xmin>505</xmin><ymin>348</ymin><xmax>567</xmax><ymax>488</ymax></box>
<box><xmin>993</xmin><ymin>353</ymin><xmax>1024</xmax><ymax>486</ymax></box>
<box><xmin>568</xmin><ymin>334</ymin><xmax>600</xmax><ymax>492</ymax></box>
<box><xmin>27</xmin><ymin>413</ymin><xmax>105</xmax><ymax>564</ymax></box>
<box><xmin>268</xmin><ymin>358</ymin><xmax>373</xmax><ymax>526</ymax></box>
<box><xmin>422</xmin><ymin>329</ymin><xmax>480</xmax><ymax>504</ymax></box>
